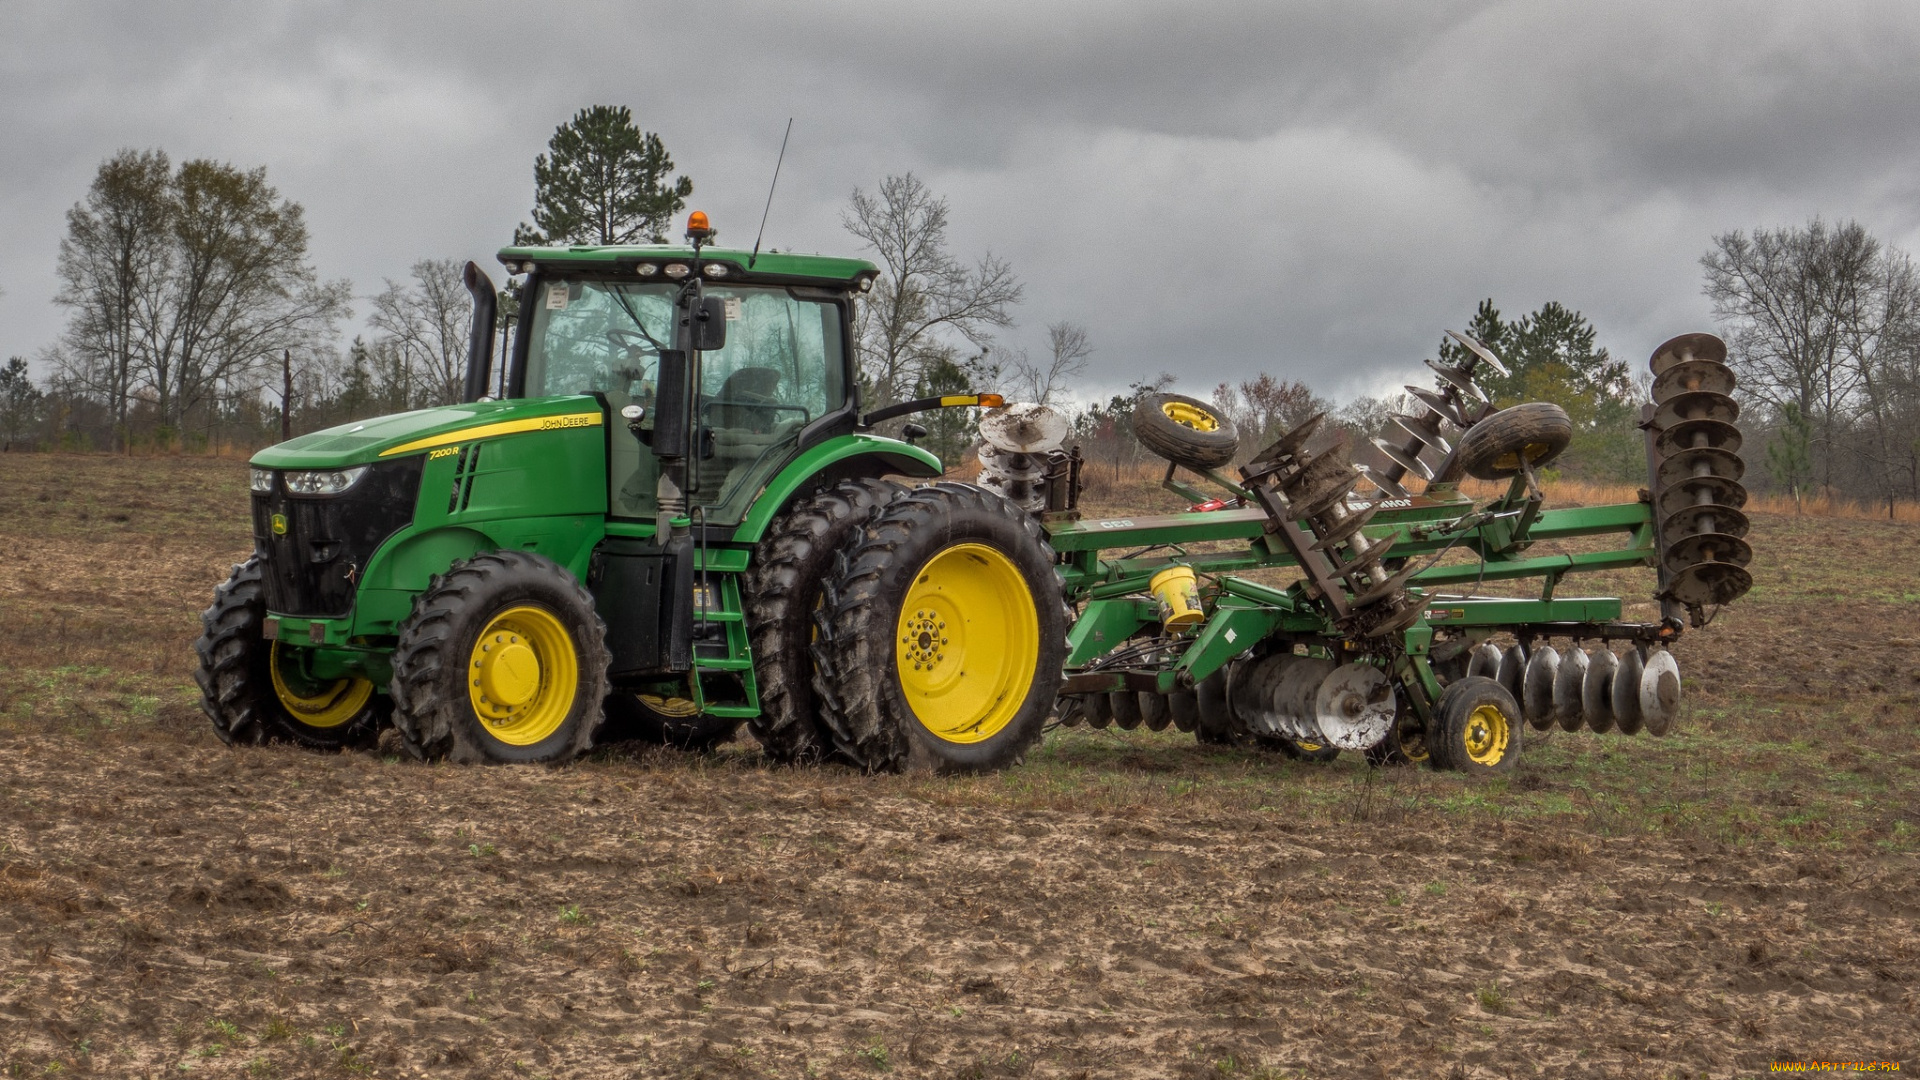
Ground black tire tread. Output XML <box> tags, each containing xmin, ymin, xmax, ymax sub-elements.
<box><xmin>1132</xmin><ymin>392</ymin><xmax>1240</xmax><ymax>471</ymax></box>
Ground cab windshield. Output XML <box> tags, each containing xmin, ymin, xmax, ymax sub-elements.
<box><xmin>522</xmin><ymin>279</ymin><xmax>848</xmax><ymax>523</ymax></box>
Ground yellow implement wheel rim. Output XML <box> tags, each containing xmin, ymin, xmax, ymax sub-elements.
<box><xmin>1462</xmin><ymin>703</ymin><xmax>1511</xmax><ymax>766</ymax></box>
<box><xmin>269</xmin><ymin>642</ymin><xmax>373</xmax><ymax>729</ymax></box>
<box><xmin>1161</xmin><ymin>400</ymin><xmax>1220</xmax><ymax>432</ymax></box>
<box><xmin>1492</xmin><ymin>441</ymin><xmax>1555</xmax><ymax>471</ymax></box>
<box><xmin>895</xmin><ymin>543</ymin><xmax>1039</xmax><ymax>744</ymax></box>
<box><xmin>467</xmin><ymin>605</ymin><xmax>578</xmax><ymax>747</ymax></box>
<box><xmin>637</xmin><ymin>693</ymin><xmax>700</xmax><ymax>718</ymax></box>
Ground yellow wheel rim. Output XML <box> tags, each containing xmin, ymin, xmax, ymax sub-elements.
<box><xmin>270</xmin><ymin>642</ymin><xmax>373</xmax><ymax>729</ymax></box>
<box><xmin>1462</xmin><ymin>703</ymin><xmax>1511</xmax><ymax>766</ymax></box>
<box><xmin>467</xmin><ymin>605</ymin><xmax>578</xmax><ymax>747</ymax></box>
<box><xmin>895</xmin><ymin>543</ymin><xmax>1039</xmax><ymax>744</ymax></box>
<box><xmin>1162</xmin><ymin>400</ymin><xmax>1219</xmax><ymax>432</ymax></box>
<box><xmin>637</xmin><ymin>694</ymin><xmax>699</xmax><ymax>718</ymax></box>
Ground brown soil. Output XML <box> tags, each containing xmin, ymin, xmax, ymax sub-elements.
<box><xmin>1</xmin><ymin>453</ymin><xmax>1916</xmax><ymax>1078</ymax></box>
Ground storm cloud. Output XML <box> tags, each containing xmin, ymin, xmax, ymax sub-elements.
<box><xmin>5</xmin><ymin>1</ymin><xmax>1920</xmax><ymax>401</ymax></box>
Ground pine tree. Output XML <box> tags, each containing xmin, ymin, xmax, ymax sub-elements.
<box><xmin>514</xmin><ymin>106</ymin><xmax>693</xmax><ymax>246</ymax></box>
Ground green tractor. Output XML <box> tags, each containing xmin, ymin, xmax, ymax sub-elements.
<box><xmin>197</xmin><ymin>211</ymin><xmax>1753</xmax><ymax>775</ymax></box>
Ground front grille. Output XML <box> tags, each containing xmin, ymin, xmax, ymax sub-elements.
<box><xmin>252</xmin><ymin>459</ymin><xmax>423</xmax><ymax>618</ymax></box>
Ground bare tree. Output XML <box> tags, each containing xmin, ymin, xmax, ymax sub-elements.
<box><xmin>842</xmin><ymin>173</ymin><xmax>1022</xmax><ymax>409</ymax></box>
<box><xmin>53</xmin><ymin>149</ymin><xmax>173</xmax><ymax>452</ymax></box>
<box><xmin>1211</xmin><ymin>373</ymin><xmax>1327</xmax><ymax>458</ymax></box>
<box><xmin>1005</xmin><ymin>321</ymin><xmax>1093</xmax><ymax>405</ymax></box>
<box><xmin>370</xmin><ymin>259</ymin><xmax>472</xmax><ymax>407</ymax></box>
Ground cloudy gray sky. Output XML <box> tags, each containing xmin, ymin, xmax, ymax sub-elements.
<box><xmin>6</xmin><ymin>1</ymin><xmax>1920</xmax><ymax>403</ymax></box>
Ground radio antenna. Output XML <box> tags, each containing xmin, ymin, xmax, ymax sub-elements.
<box><xmin>747</xmin><ymin>118</ymin><xmax>793</xmax><ymax>270</ymax></box>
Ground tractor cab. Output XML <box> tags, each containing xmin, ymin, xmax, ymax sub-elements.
<box><xmin>496</xmin><ymin>232</ymin><xmax>877</xmax><ymax>532</ymax></box>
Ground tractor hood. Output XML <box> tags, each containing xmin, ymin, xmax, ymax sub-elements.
<box><xmin>250</xmin><ymin>397</ymin><xmax>601</xmax><ymax>470</ymax></box>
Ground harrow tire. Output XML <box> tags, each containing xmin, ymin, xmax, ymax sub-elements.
<box><xmin>1454</xmin><ymin>402</ymin><xmax>1572</xmax><ymax>481</ymax></box>
<box><xmin>1273</xmin><ymin>737</ymin><xmax>1341</xmax><ymax>763</ymax></box>
<box><xmin>814</xmin><ymin>483</ymin><xmax>1070</xmax><ymax>773</ymax></box>
<box><xmin>598</xmin><ymin>692</ymin><xmax>739</xmax><ymax>751</ymax></box>
<box><xmin>194</xmin><ymin>557</ymin><xmax>387</xmax><ymax>751</ymax></box>
<box><xmin>1133</xmin><ymin>393</ymin><xmax>1239</xmax><ymax>471</ymax></box>
<box><xmin>746</xmin><ymin>477</ymin><xmax>905</xmax><ymax>763</ymax></box>
<box><xmin>1429</xmin><ymin>675</ymin><xmax>1522</xmax><ymax>775</ymax></box>
<box><xmin>390</xmin><ymin>550</ymin><xmax>608</xmax><ymax>765</ymax></box>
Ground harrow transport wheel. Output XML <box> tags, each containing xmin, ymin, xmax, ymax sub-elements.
<box><xmin>1430</xmin><ymin>676</ymin><xmax>1522</xmax><ymax>775</ymax></box>
<box><xmin>745</xmin><ymin>478</ymin><xmax>905</xmax><ymax>763</ymax></box>
<box><xmin>390</xmin><ymin>551</ymin><xmax>608</xmax><ymax>765</ymax></box>
<box><xmin>1453</xmin><ymin>402</ymin><xmax>1572</xmax><ymax>481</ymax></box>
<box><xmin>815</xmin><ymin>483</ymin><xmax>1069</xmax><ymax>773</ymax></box>
<box><xmin>1364</xmin><ymin>708</ymin><xmax>1430</xmax><ymax>768</ymax></box>
<box><xmin>1133</xmin><ymin>393</ymin><xmax>1240</xmax><ymax>471</ymax></box>
<box><xmin>194</xmin><ymin>557</ymin><xmax>385</xmax><ymax>751</ymax></box>
<box><xmin>598</xmin><ymin>692</ymin><xmax>738</xmax><ymax>751</ymax></box>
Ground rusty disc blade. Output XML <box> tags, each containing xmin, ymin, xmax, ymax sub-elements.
<box><xmin>1649</xmin><ymin>332</ymin><xmax>1728</xmax><ymax>376</ymax></box>
<box><xmin>1656</xmin><ymin>445</ymin><xmax>1746</xmax><ymax>489</ymax></box>
<box><xmin>1662</xmin><ymin>532</ymin><xmax>1754</xmax><ymax>575</ymax></box>
<box><xmin>1652</xmin><ymin>359</ymin><xmax>1736</xmax><ymax>402</ymax></box>
<box><xmin>1656</xmin><ymin>477</ymin><xmax>1747</xmax><ymax>520</ymax></box>
<box><xmin>1653</xmin><ymin>390</ymin><xmax>1740</xmax><ymax>430</ymax></box>
<box><xmin>1661</xmin><ymin>503</ymin><xmax>1751</xmax><ymax>543</ymax></box>
<box><xmin>1656</xmin><ymin>417</ymin><xmax>1743</xmax><ymax>458</ymax></box>
<box><xmin>1663</xmin><ymin>561</ymin><xmax>1753</xmax><ymax>607</ymax></box>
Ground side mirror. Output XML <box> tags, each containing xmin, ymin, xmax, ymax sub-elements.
<box><xmin>651</xmin><ymin>349</ymin><xmax>691</xmax><ymax>459</ymax></box>
<box><xmin>684</xmin><ymin>296</ymin><xmax>727</xmax><ymax>351</ymax></box>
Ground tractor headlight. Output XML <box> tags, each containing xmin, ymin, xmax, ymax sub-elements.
<box><xmin>282</xmin><ymin>466</ymin><xmax>369</xmax><ymax>496</ymax></box>
<box><xmin>249</xmin><ymin>467</ymin><xmax>274</xmax><ymax>494</ymax></box>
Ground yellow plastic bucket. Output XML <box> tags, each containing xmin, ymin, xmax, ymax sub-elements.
<box><xmin>1149</xmin><ymin>566</ymin><xmax>1204</xmax><ymax>631</ymax></box>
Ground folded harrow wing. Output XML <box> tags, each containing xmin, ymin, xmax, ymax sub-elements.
<box><xmin>1031</xmin><ymin>332</ymin><xmax>1752</xmax><ymax>774</ymax></box>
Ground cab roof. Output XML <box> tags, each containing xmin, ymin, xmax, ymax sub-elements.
<box><xmin>496</xmin><ymin>244</ymin><xmax>879</xmax><ymax>288</ymax></box>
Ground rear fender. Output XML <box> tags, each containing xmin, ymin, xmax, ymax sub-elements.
<box><xmin>729</xmin><ymin>434</ymin><xmax>941</xmax><ymax>545</ymax></box>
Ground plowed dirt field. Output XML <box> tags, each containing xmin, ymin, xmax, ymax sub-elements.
<box><xmin>1</xmin><ymin>453</ymin><xmax>1915</xmax><ymax>1078</ymax></box>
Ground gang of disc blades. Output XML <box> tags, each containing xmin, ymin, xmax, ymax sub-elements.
<box><xmin>1652</xmin><ymin>359</ymin><xmax>1737</xmax><ymax>402</ymax></box>
<box><xmin>1656</xmin><ymin>445</ymin><xmax>1746</xmax><ymax>488</ymax></box>
<box><xmin>1522</xmin><ymin>646</ymin><xmax>1560</xmax><ymax>729</ymax></box>
<box><xmin>1582</xmin><ymin>649</ymin><xmax>1619</xmax><ymax>733</ymax></box>
<box><xmin>1656</xmin><ymin>477</ymin><xmax>1747</xmax><ymax>519</ymax></box>
<box><xmin>1664</xmin><ymin>561</ymin><xmax>1753</xmax><ymax>607</ymax></box>
<box><xmin>1648</xmin><ymin>332</ymin><xmax>1728</xmax><ymax>376</ymax></box>
<box><xmin>1656</xmin><ymin>417</ymin><xmax>1743</xmax><ymax>458</ymax></box>
<box><xmin>1654</xmin><ymin>390</ymin><xmax>1740</xmax><ymax>429</ymax></box>
<box><xmin>1639</xmin><ymin>650</ymin><xmax>1682</xmax><ymax>737</ymax></box>
<box><xmin>1611</xmin><ymin>648</ymin><xmax>1646</xmax><ymax>735</ymax></box>
<box><xmin>1553</xmin><ymin>646</ymin><xmax>1589</xmax><ymax>731</ymax></box>
<box><xmin>1312</xmin><ymin>663</ymin><xmax>1397</xmax><ymax>750</ymax></box>
<box><xmin>1661</xmin><ymin>503</ymin><xmax>1751</xmax><ymax>543</ymax></box>
<box><xmin>1663</xmin><ymin>532</ymin><xmax>1754</xmax><ymax>575</ymax></box>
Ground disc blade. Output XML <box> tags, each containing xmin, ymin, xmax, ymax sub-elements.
<box><xmin>1661</xmin><ymin>503</ymin><xmax>1751</xmax><ymax>542</ymax></box>
<box><xmin>1662</xmin><ymin>532</ymin><xmax>1754</xmax><ymax>575</ymax></box>
<box><xmin>1426</xmin><ymin>359</ymin><xmax>1489</xmax><ymax>404</ymax></box>
<box><xmin>1582</xmin><ymin>649</ymin><xmax>1619</xmax><ymax>733</ymax></box>
<box><xmin>1612</xmin><ymin>648</ymin><xmax>1645</xmax><ymax>735</ymax></box>
<box><xmin>1663</xmin><ymin>561</ymin><xmax>1753</xmax><ymax>607</ymax></box>
<box><xmin>1649</xmin><ymin>332</ymin><xmax>1728</xmax><ymax>376</ymax></box>
<box><xmin>1331</xmin><ymin>534</ymin><xmax>1398</xmax><ymax>578</ymax></box>
<box><xmin>1639</xmin><ymin>649</ymin><xmax>1682</xmax><ymax>737</ymax></box>
<box><xmin>1653</xmin><ymin>390</ymin><xmax>1740</xmax><ymax>430</ymax></box>
<box><xmin>1372</xmin><ymin>437</ymin><xmax>1434</xmax><ymax>480</ymax></box>
<box><xmin>1291</xmin><ymin>469</ymin><xmax>1363</xmax><ymax>521</ymax></box>
<box><xmin>1308</xmin><ymin>503</ymin><xmax>1379</xmax><ymax>551</ymax></box>
<box><xmin>1249</xmin><ymin>413</ymin><xmax>1325</xmax><ymax>468</ymax></box>
<box><xmin>1445</xmin><ymin>329</ymin><xmax>1512</xmax><ymax>377</ymax></box>
<box><xmin>1349</xmin><ymin>561</ymin><xmax>1420</xmax><ymax>609</ymax></box>
<box><xmin>1272</xmin><ymin>655</ymin><xmax>1336</xmax><ymax>741</ymax></box>
<box><xmin>1656</xmin><ymin>417</ymin><xmax>1743</xmax><ymax>458</ymax></box>
<box><xmin>1228</xmin><ymin>652</ymin><xmax>1291</xmax><ymax>738</ymax></box>
<box><xmin>978</xmin><ymin>402</ymin><xmax>1071</xmax><ymax>453</ymax></box>
<box><xmin>1405</xmin><ymin>385</ymin><xmax>1469</xmax><ymax>427</ymax></box>
<box><xmin>1496</xmin><ymin>644</ymin><xmax>1527</xmax><ymax>705</ymax></box>
<box><xmin>1553</xmin><ymin>646</ymin><xmax>1588</xmax><ymax>731</ymax></box>
<box><xmin>1312</xmin><ymin>663</ymin><xmax>1397</xmax><ymax>750</ymax></box>
<box><xmin>1522</xmin><ymin>646</ymin><xmax>1560</xmax><ymax>729</ymax></box>
<box><xmin>1652</xmin><ymin>359</ymin><xmax>1736</xmax><ymax>403</ymax></box>
<box><xmin>1354</xmin><ymin>461</ymin><xmax>1410</xmax><ymax>499</ymax></box>
<box><xmin>1466</xmin><ymin>642</ymin><xmax>1503</xmax><ymax>681</ymax></box>
<box><xmin>1388</xmin><ymin>413</ymin><xmax>1452</xmax><ymax>455</ymax></box>
<box><xmin>1657</xmin><ymin>478</ymin><xmax>1748</xmax><ymax>521</ymax></box>
<box><xmin>1657</xmin><ymin>445</ymin><xmax>1746</xmax><ymax>489</ymax></box>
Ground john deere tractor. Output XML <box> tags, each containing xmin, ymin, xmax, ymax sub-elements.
<box><xmin>197</xmin><ymin>210</ymin><xmax>1752</xmax><ymax>776</ymax></box>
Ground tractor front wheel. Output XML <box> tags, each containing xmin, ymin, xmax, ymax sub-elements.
<box><xmin>815</xmin><ymin>483</ymin><xmax>1069</xmax><ymax>772</ymax></box>
<box><xmin>390</xmin><ymin>551</ymin><xmax>608</xmax><ymax>764</ymax></box>
<box><xmin>194</xmin><ymin>557</ymin><xmax>385</xmax><ymax>751</ymax></box>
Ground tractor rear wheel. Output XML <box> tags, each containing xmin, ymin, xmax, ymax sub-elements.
<box><xmin>1429</xmin><ymin>675</ymin><xmax>1522</xmax><ymax>774</ymax></box>
<box><xmin>745</xmin><ymin>478</ymin><xmax>905</xmax><ymax>763</ymax></box>
<box><xmin>390</xmin><ymin>551</ymin><xmax>608</xmax><ymax>765</ymax></box>
<box><xmin>597</xmin><ymin>691</ymin><xmax>738</xmax><ymax>751</ymax></box>
<box><xmin>194</xmin><ymin>557</ymin><xmax>385</xmax><ymax>751</ymax></box>
<box><xmin>814</xmin><ymin>483</ymin><xmax>1069</xmax><ymax>772</ymax></box>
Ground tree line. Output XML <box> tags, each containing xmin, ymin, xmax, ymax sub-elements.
<box><xmin>9</xmin><ymin>110</ymin><xmax>1914</xmax><ymax>516</ymax></box>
